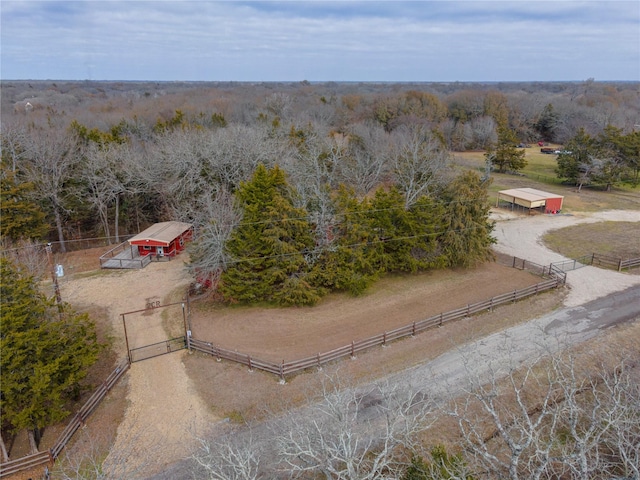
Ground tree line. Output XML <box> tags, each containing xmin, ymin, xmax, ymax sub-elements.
<box><xmin>196</xmin><ymin>163</ymin><xmax>493</xmax><ymax>306</ymax></box>
<box><xmin>2</xmin><ymin>80</ymin><xmax>638</xmax><ymax>252</ymax></box>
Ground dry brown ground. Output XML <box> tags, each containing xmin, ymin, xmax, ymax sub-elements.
<box><xmin>2</xmin><ymin>249</ymin><xmax>549</xmax><ymax>477</ymax></box>
<box><xmin>189</xmin><ymin>262</ymin><xmax>543</xmax><ymax>362</ymax></box>
<box><xmin>184</xmin><ymin>288</ymin><xmax>565</xmax><ymax>422</ymax></box>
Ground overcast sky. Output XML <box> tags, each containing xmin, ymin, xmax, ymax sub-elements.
<box><xmin>1</xmin><ymin>1</ymin><xmax>638</xmax><ymax>82</ymax></box>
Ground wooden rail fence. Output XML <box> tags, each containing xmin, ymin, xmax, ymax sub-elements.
<box><xmin>549</xmin><ymin>253</ymin><xmax>640</xmax><ymax>273</ymax></box>
<box><xmin>189</xmin><ymin>277</ymin><xmax>561</xmax><ymax>383</ymax></box>
<box><xmin>0</xmin><ymin>359</ymin><xmax>130</xmax><ymax>478</ymax></box>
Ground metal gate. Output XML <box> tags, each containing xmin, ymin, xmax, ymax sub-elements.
<box><xmin>129</xmin><ymin>336</ymin><xmax>186</xmax><ymax>362</ymax></box>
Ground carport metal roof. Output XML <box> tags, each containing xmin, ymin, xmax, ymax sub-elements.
<box><xmin>497</xmin><ymin>188</ymin><xmax>564</xmax><ymax>209</ymax></box>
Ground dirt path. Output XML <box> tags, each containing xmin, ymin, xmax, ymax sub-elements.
<box><xmin>59</xmin><ymin>260</ymin><xmax>217</xmax><ymax>476</ymax></box>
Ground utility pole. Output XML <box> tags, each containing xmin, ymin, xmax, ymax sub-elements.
<box><xmin>45</xmin><ymin>243</ymin><xmax>63</xmax><ymax>317</ymax></box>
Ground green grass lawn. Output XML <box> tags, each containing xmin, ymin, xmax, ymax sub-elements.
<box><xmin>452</xmin><ymin>148</ymin><xmax>640</xmax><ymax>213</ymax></box>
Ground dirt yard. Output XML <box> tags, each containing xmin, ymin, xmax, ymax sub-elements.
<box><xmin>188</xmin><ymin>262</ymin><xmax>542</xmax><ymax>362</ymax></box>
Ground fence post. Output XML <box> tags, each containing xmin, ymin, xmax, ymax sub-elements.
<box><xmin>618</xmin><ymin>258</ymin><xmax>622</xmax><ymax>272</ymax></box>
<box><xmin>512</xmin><ymin>256</ymin><xmax>516</xmax><ymax>268</ymax></box>
<box><xmin>317</xmin><ymin>353</ymin><xmax>322</xmax><ymax>371</ymax></box>
<box><xmin>412</xmin><ymin>322</ymin><xmax>416</xmax><ymax>337</ymax></box>
<box><xmin>512</xmin><ymin>290</ymin><xmax>517</xmax><ymax>303</ymax></box>
<box><xmin>351</xmin><ymin>341</ymin><xmax>356</xmax><ymax>359</ymax></box>
<box><xmin>382</xmin><ymin>332</ymin><xmax>387</xmax><ymax>346</ymax></box>
<box><xmin>248</xmin><ymin>356</ymin><xmax>253</xmax><ymax>373</ymax></box>
<box><xmin>279</xmin><ymin>361</ymin><xmax>285</xmax><ymax>384</ymax></box>
<box><xmin>439</xmin><ymin>312</ymin><xmax>443</xmax><ymax>327</ymax></box>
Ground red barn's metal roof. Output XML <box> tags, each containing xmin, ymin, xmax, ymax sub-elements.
<box><xmin>128</xmin><ymin>221</ymin><xmax>193</xmax><ymax>247</ymax></box>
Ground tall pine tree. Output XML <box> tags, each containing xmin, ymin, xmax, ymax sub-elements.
<box><xmin>0</xmin><ymin>168</ymin><xmax>48</xmax><ymax>242</ymax></box>
<box><xmin>367</xmin><ymin>187</ymin><xmax>446</xmax><ymax>273</ymax></box>
<box><xmin>220</xmin><ymin>164</ymin><xmax>320</xmax><ymax>306</ymax></box>
<box><xmin>308</xmin><ymin>185</ymin><xmax>380</xmax><ymax>296</ymax></box>
<box><xmin>439</xmin><ymin>171</ymin><xmax>495</xmax><ymax>268</ymax></box>
<box><xmin>0</xmin><ymin>258</ymin><xmax>101</xmax><ymax>454</ymax></box>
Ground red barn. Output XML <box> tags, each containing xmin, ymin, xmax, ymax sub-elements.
<box><xmin>128</xmin><ymin>221</ymin><xmax>193</xmax><ymax>258</ymax></box>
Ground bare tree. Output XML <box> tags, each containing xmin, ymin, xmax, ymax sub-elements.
<box><xmin>0</xmin><ymin>120</ymin><xmax>32</xmax><ymax>173</ymax></box>
<box><xmin>448</xmin><ymin>341</ymin><xmax>640</xmax><ymax>480</ymax></box>
<box><xmin>186</xmin><ymin>375</ymin><xmax>435</xmax><ymax>479</ymax></box>
<box><xmin>79</xmin><ymin>143</ymin><xmax>128</xmax><ymax>242</ymax></box>
<box><xmin>0</xmin><ymin>238</ymin><xmax>48</xmax><ymax>279</ymax></box>
<box><xmin>469</xmin><ymin>116</ymin><xmax>498</xmax><ymax>150</ymax></box>
<box><xmin>340</xmin><ymin>122</ymin><xmax>391</xmax><ymax>197</ymax></box>
<box><xmin>191</xmin><ymin>431</ymin><xmax>262</xmax><ymax>480</ymax></box>
<box><xmin>389</xmin><ymin>125</ymin><xmax>450</xmax><ymax>208</ymax></box>
<box><xmin>274</xmin><ymin>377</ymin><xmax>435</xmax><ymax>479</ymax></box>
<box><xmin>18</xmin><ymin>126</ymin><xmax>81</xmax><ymax>252</ymax></box>
<box><xmin>186</xmin><ymin>188</ymin><xmax>241</xmax><ymax>289</ymax></box>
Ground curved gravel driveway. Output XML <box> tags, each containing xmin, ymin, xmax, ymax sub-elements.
<box><xmin>491</xmin><ymin>209</ymin><xmax>640</xmax><ymax>307</ymax></box>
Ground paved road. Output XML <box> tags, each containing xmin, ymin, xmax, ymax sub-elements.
<box><xmin>398</xmin><ymin>283</ymin><xmax>640</xmax><ymax>398</ymax></box>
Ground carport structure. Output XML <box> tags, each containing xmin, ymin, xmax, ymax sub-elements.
<box><xmin>496</xmin><ymin>188</ymin><xmax>564</xmax><ymax>214</ymax></box>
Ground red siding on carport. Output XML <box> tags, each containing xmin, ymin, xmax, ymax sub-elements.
<box><xmin>545</xmin><ymin>197</ymin><xmax>563</xmax><ymax>212</ymax></box>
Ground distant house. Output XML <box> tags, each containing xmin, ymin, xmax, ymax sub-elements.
<box><xmin>128</xmin><ymin>221</ymin><xmax>193</xmax><ymax>258</ymax></box>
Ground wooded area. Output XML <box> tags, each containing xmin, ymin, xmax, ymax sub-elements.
<box><xmin>2</xmin><ymin>80</ymin><xmax>638</xmax><ymax>250</ymax></box>
<box><xmin>2</xmin><ymin>80</ymin><xmax>638</xmax><ymax>295</ymax></box>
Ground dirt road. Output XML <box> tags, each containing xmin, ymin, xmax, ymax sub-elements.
<box><xmin>491</xmin><ymin>209</ymin><xmax>640</xmax><ymax>306</ymax></box>
<box><xmin>59</xmin><ymin>260</ymin><xmax>217</xmax><ymax>476</ymax></box>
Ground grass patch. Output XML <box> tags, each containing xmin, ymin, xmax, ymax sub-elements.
<box><xmin>542</xmin><ymin>221</ymin><xmax>640</xmax><ymax>259</ymax></box>
<box><xmin>453</xmin><ymin>150</ymin><xmax>640</xmax><ymax>213</ymax></box>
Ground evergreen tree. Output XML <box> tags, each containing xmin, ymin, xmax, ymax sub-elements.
<box><xmin>308</xmin><ymin>185</ymin><xmax>379</xmax><ymax>296</ymax></box>
<box><xmin>485</xmin><ymin>126</ymin><xmax>527</xmax><ymax>174</ymax></box>
<box><xmin>220</xmin><ymin>164</ymin><xmax>320</xmax><ymax>306</ymax></box>
<box><xmin>439</xmin><ymin>171</ymin><xmax>495</xmax><ymax>268</ymax></box>
<box><xmin>367</xmin><ymin>187</ymin><xmax>446</xmax><ymax>273</ymax></box>
<box><xmin>555</xmin><ymin>128</ymin><xmax>595</xmax><ymax>190</ymax></box>
<box><xmin>0</xmin><ymin>258</ymin><xmax>101</xmax><ymax>453</ymax></box>
<box><xmin>535</xmin><ymin>103</ymin><xmax>560</xmax><ymax>142</ymax></box>
<box><xmin>0</xmin><ymin>168</ymin><xmax>48</xmax><ymax>242</ymax></box>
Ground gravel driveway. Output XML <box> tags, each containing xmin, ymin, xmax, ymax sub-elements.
<box><xmin>491</xmin><ymin>209</ymin><xmax>640</xmax><ymax>306</ymax></box>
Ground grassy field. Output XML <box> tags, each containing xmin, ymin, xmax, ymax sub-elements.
<box><xmin>542</xmin><ymin>221</ymin><xmax>640</xmax><ymax>260</ymax></box>
<box><xmin>453</xmin><ymin>148</ymin><xmax>640</xmax><ymax>212</ymax></box>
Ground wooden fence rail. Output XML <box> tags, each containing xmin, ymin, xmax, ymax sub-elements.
<box><xmin>547</xmin><ymin>252</ymin><xmax>640</xmax><ymax>273</ymax></box>
<box><xmin>189</xmin><ymin>277</ymin><xmax>560</xmax><ymax>382</ymax></box>
<box><xmin>0</xmin><ymin>451</ymin><xmax>52</xmax><ymax>478</ymax></box>
<box><xmin>621</xmin><ymin>257</ymin><xmax>640</xmax><ymax>270</ymax></box>
<box><xmin>0</xmin><ymin>359</ymin><xmax>130</xmax><ymax>478</ymax></box>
